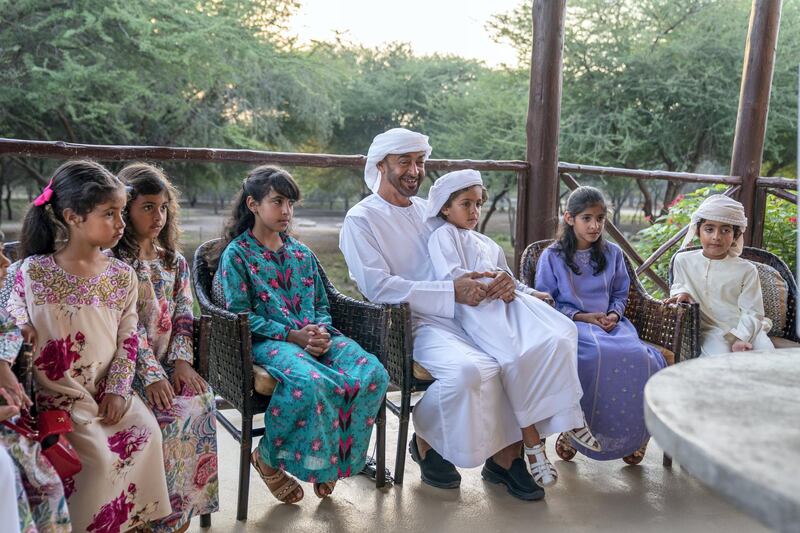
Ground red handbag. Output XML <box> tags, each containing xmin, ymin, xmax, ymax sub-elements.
<box><xmin>2</xmin><ymin>409</ymin><xmax>82</xmax><ymax>481</ymax></box>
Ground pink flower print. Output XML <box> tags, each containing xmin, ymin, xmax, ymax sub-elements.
<box><xmin>75</xmin><ymin>331</ymin><xmax>85</xmax><ymax>345</ymax></box>
<box><xmin>269</xmin><ymin>279</ymin><xmax>279</xmax><ymax>289</ymax></box>
<box><xmin>278</xmin><ymin>461</ymin><xmax>286</xmax><ymax>470</ymax></box>
<box><xmin>258</xmin><ymin>291</ymin><xmax>269</xmax><ymax>302</ymax></box>
<box><xmin>86</xmin><ymin>487</ymin><xmax>135</xmax><ymax>533</ymax></box>
<box><xmin>293</xmin><ymin>250</ymin><xmax>305</xmax><ymax>261</ymax></box>
<box><xmin>235</xmin><ymin>256</ymin><xmax>243</xmax><ymax>264</ymax></box>
<box><xmin>356</xmin><ymin>356</ymin><xmax>368</xmax><ymax>366</ymax></box>
<box><xmin>295</xmin><ymin>352</ymin><xmax>305</xmax><ymax>358</ymax></box>
<box><xmin>123</xmin><ymin>335</ymin><xmax>138</xmax><ymax>361</ymax></box>
<box><xmin>248</xmin><ymin>263</ymin><xmax>260</xmax><ymax>275</ymax></box>
<box><xmin>294</xmin><ymin>451</ymin><xmax>302</xmax><ymax>461</ymax></box>
<box><xmin>108</xmin><ymin>425</ymin><xmax>151</xmax><ymax>460</ymax></box>
<box><xmin>310</xmin><ymin>370</ymin><xmax>321</xmax><ymax>380</ymax></box>
<box><xmin>291</xmin><ymin>388</ymin><xmax>303</xmax><ymax>399</ymax></box>
<box><xmin>65</xmin><ymin>294</ymin><xmax>78</xmax><ymax>306</ymax></box>
<box><xmin>302</xmin><ymin>277</ymin><xmax>314</xmax><ymax>287</ymax></box>
<box><xmin>330</xmin><ymin>454</ymin><xmax>338</xmax><ymax>465</ymax></box>
<box><xmin>369</xmin><ymin>382</ymin><xmax>378</xmax><ymax>392</ymax></box>
<box><xmin>274</xmin><ymin>437</ymin><xmax>284</xmax><ymax>448</ymax></box>
<box><xmin>239</xmin><ymin>282</ymin><xmax>248</xmax><ymax>292</ymax></box>
<box><xmin>35</xmin><ymin>334</ymin><xmax>83</xmax><ymax>381</ymax></box>
<box><xmin>311</xmin><ymin>438</ymin><xmax>322</xmax><ymax>451</ymax></box>
<box><xmin>336</xmin><ymin>341</ymin><xmax>347</xmax><ymax>349</ymax></box>
<box><xmin>283</xmin><ymin>367</ymin><xmax>292</xmax><ymax>376</ymax></box>
<box><xmin>332</xmin><ymin>419</ymin><xmax>340</xmax><ymax>429</ymax></box>
<box><xmin>193</xmin><ymin>453</ymin><xmax>218</xmax><ymax>489</ymax></box>
<box><xmin>270</xmin><ymin>407</ymin><xmax>281</xmax><ymax>417</ymax></box>
<box><xmin>316</xmin><ymin>402</ymin><xmax>324</xmax><ymax>415</ymax></box>
<box><xmin>268</xmin><ymin>348</ymin><xmax>279</xmax><ymax>357</ymax></box>
<box><xmin>156</xmin><ymin>301</ymin><xmax>172</xmax><ymax>334</ymax></box>
<box><xmin>280</xmin><ymin>307</ymin><xmax>289</xmax><ymax>317</ymax></box>
<box><xmin>333</xmin><ymin>386</ymin><xmax>345</xmax><ymax>396</ymax></box>
<box><xmin>366</xmin><ymin>416</ymin><xmax>375</xmax><ymax>426</ymax></box>
<box><xmin>222</xmin><ymin>269</ymin><xmax>228</xmax><ymax>278</ymax></box>
<box><xmin>308</xmin><ymin>475</ymin><xmax>318</xmax><ymax>484</ymax></box>
<box><xmin>296</xmin><ymin>419</ymin><xmax>307</xmax><ymax>428</ymax></box>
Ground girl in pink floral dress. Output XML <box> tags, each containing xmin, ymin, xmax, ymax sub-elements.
<box><xmin>112</xmin><ymin>163</ymin><xmax>219</xmax><ymax>532</ymax></box>
<box><xmin>8</xmin><ymin>161</ymin><xmax>171</xmax><ymax>532</ymax></box>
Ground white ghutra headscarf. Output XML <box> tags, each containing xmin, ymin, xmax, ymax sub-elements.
<box><xmin>680</xmin><ymin>194</ymin><xmax>748</xmax><ymax>256</ymax></box>
<box><xmin>424</xmin><ymin>169</ymin><xmax>483</xmax><ymax>222</ymax></box>
<box><xmin>364</xmin><ymin>128</ymin><xmax>432</xmax><ymax>193</ymax></box>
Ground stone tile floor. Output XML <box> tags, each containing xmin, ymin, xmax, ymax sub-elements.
<box><xmin>188</xmin><ymin>393</ymin><xmax>766</xmax><ymax>533</ymax></box>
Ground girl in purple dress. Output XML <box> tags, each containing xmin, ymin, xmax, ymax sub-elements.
<box><xmin>535</xmin><ymin>187</ymin><xmax>667</xmax><ymax>463</ymax></box>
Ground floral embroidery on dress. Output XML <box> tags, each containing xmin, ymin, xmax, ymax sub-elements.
<box><xmin>27</xmin><ymin>255</ymin><xmax>134</xmax><ymax>311</ymax></box>
<box><xmin>34</xmin><ymin>332</ymin><xmax>86</xmax><ymax>381</ymax></box>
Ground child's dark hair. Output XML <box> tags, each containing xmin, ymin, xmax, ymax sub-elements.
<box><xmin>696</xmin><ymin>218</ymin><xmax>742</xmax><ymax>239</ymax></box>
<box><xmin>438</xmin><ymin>185</ymin><xmax>488</xmax><ymax>220</ymax></box>
<box><xmin>112</xmin><ymin>163</ymin><xmax>181</xmax><ymax>269</ymax></box>
<box><xmin>20</xmin><ymin>160</ymin><xmax>122</xmax><ymax>259</ymax></box>
<box><xmin>555</xmin><ymin>186</ymin><xmax>608</xmax><ymax>275</ymax></box>
<box><xmin>209</xmin><ymin>165</ymin><xmax>300</xmax><ymax>267</ymax></box>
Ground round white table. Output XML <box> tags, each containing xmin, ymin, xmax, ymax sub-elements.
<box><xmin>644</xmin><ymin>349</ymin><xmax>800</xmax><ymax>533</ymax></box>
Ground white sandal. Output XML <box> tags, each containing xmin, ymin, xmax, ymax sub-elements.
<box><xmin>567</xmin><ymin>425</ymin><xmax>602</xmax><ymax>452</ymax></box>
<box><xmin>525</xmin><ymin>443</ymin><xmax>558</xmax><ymax>487</ymax></box>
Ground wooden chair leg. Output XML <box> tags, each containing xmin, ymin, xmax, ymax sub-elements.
<box><xmin>237</xmin><ymin>417</ymin><xmax>253</xmax><ymax>522</ymax></box>
<box><xmin>200</xmin><ymin>513</ymin><xmax>211</xmax><ymax>528</ymax></box>
<box><xmin>394</xmin><ymin>390</ymin><xmax>412</xmax><ymax>485</ymax></box>
<box><xmin>376</xmin><ymin>397</ymin><xmax>387</xmax><ymax>488</ymax></box>
<box><xmin>663</xmin><ymin>452</ymin><xmax>672</xmax><ymax>467</ymax></box>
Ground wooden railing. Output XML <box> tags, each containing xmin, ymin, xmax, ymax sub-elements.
<box><xmin>1</xmin><ymin>137</ymin><xmax>796</xmax><ymax>291</ymax></box>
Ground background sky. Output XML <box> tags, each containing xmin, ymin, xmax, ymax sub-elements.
<box><xmin>288</xmin><ymin>0</ymin><xmax>525</xmax><ymax>67</ymax></box>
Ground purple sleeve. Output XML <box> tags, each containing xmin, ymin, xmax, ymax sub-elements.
<box><xmin>534</xmin><ymin>249</ymin><xmax>582</xmax><ymax>319</ymax></box>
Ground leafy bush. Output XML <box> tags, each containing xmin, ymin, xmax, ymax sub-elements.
<box><xmin>633</xmin><ymin>185</ymin><xmax>797</xmax><ymax>297</ymax></box>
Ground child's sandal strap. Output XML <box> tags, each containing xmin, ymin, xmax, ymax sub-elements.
<box><xmin>525</xmin><ymin>442</ymin><xmax>558</xmax><ymax>487</ymax></box>
<box><xmin>569</xmin><ymin>426</ymin><xmax>602</xmax><ymax>451</ymax></box>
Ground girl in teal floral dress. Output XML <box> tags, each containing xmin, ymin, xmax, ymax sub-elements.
<box><xmin>213</xmin><ymin>166</ymin><xmax>388</xmax><ymax>502</ymax></box>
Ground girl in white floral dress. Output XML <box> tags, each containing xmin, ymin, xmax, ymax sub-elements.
<box><xmin>113</xmin><ymin>163</ymin><xmax>219</xmax><ymax>532</ymax></box>
<box><xmin>8</xmin><ymin>161</ymin><xmax>170</xmax><ymax>532</ymax></box>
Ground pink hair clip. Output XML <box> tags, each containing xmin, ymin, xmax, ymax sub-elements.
<box><xmin>33</xmin><ymin>178</ymin><xmax>54</xmax><ymax>207</ymax></box>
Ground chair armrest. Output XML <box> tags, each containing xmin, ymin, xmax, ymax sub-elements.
<box><xmin>192</xmin><ymin>316</ymin><xmax>211</xmax><ymax>379</ymax></box>
<box><xmin>196</xmin><ymin>294</ymin><xmax>259</xmax><ymax>416</ymax></box>
<box><xmin>626</xmin><ymin>291</ymin><xmax>700</xmax><ymax>363</ymax></box>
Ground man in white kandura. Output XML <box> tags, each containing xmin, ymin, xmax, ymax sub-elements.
<box><xmin>339</xmin><ymin>128</ymin><xmax>597</xmax><ymax>500</ymax></box>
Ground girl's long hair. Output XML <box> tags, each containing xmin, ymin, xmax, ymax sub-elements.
<box><xmin>112</xmin><ymin>163</ymin><xmax>181</xmax><ymax>269</ymax></box>
<box><xmin>20</xmin><ymin>160</ymin><xmax>122</xmax><ymax>259</ymax></box>
<box><xmin>555</xmin><ymin>186</ymin><xmax>608</xmax><ymax>275</ymax></box>
<box><xmin>208</xmin><ymin>165</ymin><xmax>300</xmax><ymax>268</ymax></box>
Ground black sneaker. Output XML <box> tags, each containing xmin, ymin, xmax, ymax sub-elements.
<box><xmin>408</xmin><ymin>433</ymin><xmax>461</xmax><ymax>489</ymax></box>
<box><xmin>481</xmin><ymin>456</ymin><xmax>545</xmax><ymax>501</ymax></box>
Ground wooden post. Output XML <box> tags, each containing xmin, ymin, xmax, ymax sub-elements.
<box><xmin>730</xmin><ymin>0</ymin><xmax>782</xmax><ymax>247</ymax></box>
<box><xmin>515</xmin><ymin>0</ymin><xmax>567</xmax><ymax>267</ymax></box>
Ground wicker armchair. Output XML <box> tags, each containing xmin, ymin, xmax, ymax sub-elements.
<box><xmin>2</xmin><ymin>242</ymin><xmax>214</xmax><ymax>528</ymax></box>
<box><xmin>192</xmin><ymin>238</ymin><xmax>396</xmax><ymax>521</ymax></box>
<box><xmin>520</xmin><ymin>240</ymin><xmax>701</xmax><ymax>467</ymax></box>
<box><xmin>669</xmin><ymin>246</ymin><xmax>799</xmax><ymax>346</ymax></box>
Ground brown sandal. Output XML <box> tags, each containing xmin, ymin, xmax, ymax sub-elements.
<box><xmin>251</xmin><ymin>450</ymin><xmax>304</xmax><ymax>503</ymax></box>
<box><xmin>622</xmin><ymin>442</ymin><xmax>648</xmax><ymax>465</ymax></box>
<box><xmin>313</xmin><ymin>480</ymin><xmax>336</xmax><ymax>498</ymax></box>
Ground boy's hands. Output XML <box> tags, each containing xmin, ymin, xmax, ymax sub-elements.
<box><xmin>664</xmin><ymin>293</ymin><xmax>694</xmax><ymax>305</ymax></box>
